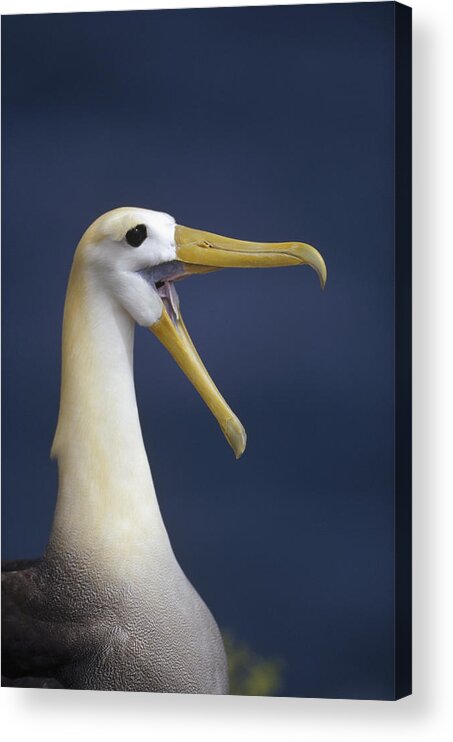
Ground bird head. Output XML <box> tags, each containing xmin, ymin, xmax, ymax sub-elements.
<box><xmin>76</xmin><ymin>206</ymin><xmax>327</xmax><ymax>458</ymax></box>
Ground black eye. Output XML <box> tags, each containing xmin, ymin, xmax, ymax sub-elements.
<box><xmin>125</xmin><ymin>224</ymin><xmax>147</xmax><ymax>247</ymax></box>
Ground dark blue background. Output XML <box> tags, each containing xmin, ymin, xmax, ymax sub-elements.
<box><xmin>2</xmin><ymin>3</ymin><xmax>397</xmax><ymax>698</ymax></box>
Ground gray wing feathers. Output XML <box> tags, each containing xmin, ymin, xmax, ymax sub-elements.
<box><xmin>1</xmin><ymin>560</ymin><xmax>69</xmax><ymax>685</ymax></box>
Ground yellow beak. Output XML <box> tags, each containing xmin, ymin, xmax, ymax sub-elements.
<box><xmin>150</xmin><ymin>225</ymin><xmax>327</xmax><ymax>458</ymax></box>
<box><xmin>174</xmin><ymin>225</ymin><xmax>327</xmax><ymax>286</ymax></box>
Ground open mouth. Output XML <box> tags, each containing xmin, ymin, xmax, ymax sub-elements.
<box><xmin>140</xmin><ymin>260</ymin><xmax>188</xmax><ymax>326</ymax></box>
<box><xmin>141</xmin><ymin>259</ymin><xmax>218</xmax><ymax>328</ymax></box>
<box><xmin>138</xmin><ymin>226</ymin><xmax>326</xmax><ymax>459</ymax></box>
<box><xmin>156</xmin><ymin>280</ymin><xmax>180</xmax><ymax>325</ymax></box>
<box><xmin>139</xmin><ymin>258</ymin><xmax>248</xmax><ymax>458</ymax></box>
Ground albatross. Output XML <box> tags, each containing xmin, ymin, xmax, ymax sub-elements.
<box><xmin>2</xmin><ymin>207</ymin><xmax>326</xmax><ymax>692</ymax></box>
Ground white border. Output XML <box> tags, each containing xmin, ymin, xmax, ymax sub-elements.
<box><xmin>1</xmin><ymin>1</ymin><xmax>453</xmax><ymax>740</ymax></box>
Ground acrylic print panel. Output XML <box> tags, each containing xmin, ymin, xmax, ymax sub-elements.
<box><xmin>1</xmin><ymin>2</ymin><xmax>412</xmax><ymax>699</ymax></box>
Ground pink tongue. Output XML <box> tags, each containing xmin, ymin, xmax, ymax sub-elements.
<box><xmin>158</xmin><ymin>281</ymin><xmax>180</xmax><ymax>320</ymax></box>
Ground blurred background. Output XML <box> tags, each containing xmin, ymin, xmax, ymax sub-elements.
<box><xmin>2</xmin><ymin>3</ymin><xmax>396</xmax><ymax>698</ymax></box>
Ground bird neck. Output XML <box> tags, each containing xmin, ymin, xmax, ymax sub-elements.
<box><xmin>48</xmin><ymin>256</ymin><xmax>171</xmax><ymax>574</ymax></box>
